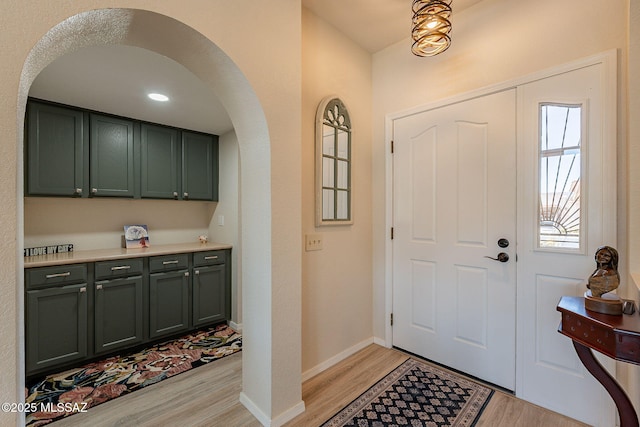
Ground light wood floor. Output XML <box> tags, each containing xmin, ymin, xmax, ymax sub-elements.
<box><xmin>52</xmin><ymin>344</ymin><xmax>588</xmax><ymax>427</ymax></box>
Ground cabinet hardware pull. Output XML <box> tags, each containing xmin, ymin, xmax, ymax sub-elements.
<box><xmin>74</xmin><ymin>188</ymin><xmax>82</xmax><ymax>195</ymax></box>
<box><xmin>204</xmin><ymin>256</ymin><xmax>218</xmax><ymax>260</ymax></box>
<box><xmin>183</xmin><ymin>192</ymin><xmax>189</xmax><ymax>198</ymax></box>
<box><xmin>162</xmin><ymin>260</ymin><xmax>179</xmax><ymax>265</ymax></box>
<box><xmin>185</xmin><ymin>272</ymin><xmax>190</xmax><ymax>277</ymax></box>
<box><xmin>96</xmin><ymin>284</ymin><xmax>103</xmax><ymax>290</ymax></box>
<box><xmin>195</xmin><ymin>270</ymin><xmax>200</xmax><ymax>275</ymax></box>
<box><xmin>45</xmin><ymin>272</ymin><xmax>71</xmax><ymax>279</ymax></box>
<box><xmin>80</xmin><ymin>287</ymin><xmax>86</xmax><ymax>293</ymax></box>
<box><xmin>91</xmin><ymin>188</ymin><xmax>98</xmax><ymax>194</ymax></box>
<box><xmin>111</xmin><ymin>265</ymin><xmax>131</xmax><ymax>271</ymax></box>
<box><xmin>173</xmin><ymin>191</ymin><xmax>178</xmax><ymax>198</ymax></box>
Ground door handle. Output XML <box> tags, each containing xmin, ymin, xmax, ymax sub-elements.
<box><xmin>485</xmin><ymin>252</ymin><xmax>509</xmax><ymax>262</ymax></box>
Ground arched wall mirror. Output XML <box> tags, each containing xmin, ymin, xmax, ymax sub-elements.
<box><xmin>315</xmin><ymin>96</ymin><xmax>352</xmax><ymax>226</ymax></box>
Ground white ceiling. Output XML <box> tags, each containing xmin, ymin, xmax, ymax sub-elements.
<box><xmin>29</xmin><ymin>1</ymin><xmax>483</xmax><ymax>135</ymax></box>
<box><xmin>302</xmin><ymin>0</ymin><xmax>483</xmax><ymax>53</ymax></box>
<box><xmin>29</xmin><ymin>45</ymin><xmax>233</xmax><ymax>135</ymax></box>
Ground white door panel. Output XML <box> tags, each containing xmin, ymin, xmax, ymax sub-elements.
<box><xmin>392</xmin><ymin>89</ymin><xmax>517</xmax><ymax>390</ymax></box>
<box><xmin>517</xmin><ymin>63</ymin><xmax>616</xmax><ymax>426</ymax></box>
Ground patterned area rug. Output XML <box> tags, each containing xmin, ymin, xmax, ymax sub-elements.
<box><xmin>322</xmin><ymin>358</ymin><xmax>493</xmax><ymax>427</ymax></box>
<box><xmin>25</xmin><ymin>323</ymin><xmax>241</xmax><ymax>426</ymax></box>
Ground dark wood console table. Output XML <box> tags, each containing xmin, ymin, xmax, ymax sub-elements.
<box><xmin>557</xmin><ymin>296</ymin><xmax>640</xmax><ymax>427</ymax></box>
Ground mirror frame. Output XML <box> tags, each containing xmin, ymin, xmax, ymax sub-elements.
<box><xmin>315</xmin><ymin>96</ymin><xmax>353</xmax><ymax>226</ymax></box>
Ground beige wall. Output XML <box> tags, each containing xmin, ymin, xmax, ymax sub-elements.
<box><xmin>24</xmin><ymin>198</ymin><xmax>215</xmax><ymax>250</ymax></box>
<box><xmin>300</xmin><ymin>9</ymin><xmax>373</xmax><ymax>375</ymax></box>
<box><xmin>211</xmin><ymin>130</ymin><xmax>241</xmax><ymax>325</ymax></box>
<box><xmin>0</xmin><ymin>2</ymin><xmax>301</xmax><ymax>425</ymax></box>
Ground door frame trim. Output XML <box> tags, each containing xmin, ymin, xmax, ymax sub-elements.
<box><xmin>384</xmin><ymin>48</ymin><xmax>618</xmax><ymax>356</ymax></box>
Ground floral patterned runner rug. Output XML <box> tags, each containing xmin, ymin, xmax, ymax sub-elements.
<box><xmin>25</xmin><ymin>323</ymin><xmax>241</xmax><ymax>426</ymax></box>
<box><xmin>321</xmin><ymin>358</ymin><xmax>493</xmax><ymax>427</ymax></box>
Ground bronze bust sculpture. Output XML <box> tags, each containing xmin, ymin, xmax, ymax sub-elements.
<box><xmin>586</xmin><ymin>245</ymin><xmax>620</xmax><ymax>297</ymax></box>
<box><xmin>584</xmin><ymin>245</ymin><xmax>622</xmax><ymax>315</ymax></box>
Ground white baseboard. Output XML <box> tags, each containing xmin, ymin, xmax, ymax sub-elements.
<box><xmin>301</xmin><ymin>337</ymin><xmax>375</xmax><ymax>382</ymax></box>
<box><xmin>239</xmin><ymin>392</ymin><xmax>305</xmax><ymax>427</ymax></box>
<box><xmin>229</xmin><ymin>320</ymin><xmax>242</xmax><ymax>333</ymax></box>
<box><xmin>373</xmin><ymin>336</ymin><xmax>389</xmax><ymax>347</ymax></box>
<box><xmin>239</xmin><ymin>392</ymin><xmax>269</xmax><ymax>426</ymax></box>
<box><xmin>271</xmin><ymin>400</ymin><xmax>306</xmax><ymax>427</ymax></box>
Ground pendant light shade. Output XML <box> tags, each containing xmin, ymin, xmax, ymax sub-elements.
<box><xmin>412</xmin><ymin>0</ymin><xmax>452</xmax><ymax>57</ymax></box>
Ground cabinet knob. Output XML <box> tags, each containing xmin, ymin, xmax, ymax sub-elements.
<box><xmin>183</xmin><ymin>192</ymin><xmax>189</xmax><ymax>199</ymax></box>
<box><xmin>184</xmin><ymin>271</ymin><xmax>190</xmax><ymax>277</ymax></box>
<box><xmin>96</xmin><ymin>284</ymin><xmax>103</xmax><ymax>290</ymax></box>
<box><xmin>79</xmin><ymin>287</ymin><xmax>86</xmax><ymax>293</ymax></box>
<box><xmin>91</xmin><ymin>188</ymin><xmax>98</xmax><ymax>195</ymax></box>
<box><xmin>74</xmin><ymin>188</ymin><xmax>82</xmax><ymax>195</ymax></box>
<box><xmin>195</xmin><ymin>270</ymin><xmax>200</xmax><ymax>275</ymax></box>
<box><xmin>173</xmin><ymin>191</ymin><xmax>178</xmax><ymax>199</ymax></box>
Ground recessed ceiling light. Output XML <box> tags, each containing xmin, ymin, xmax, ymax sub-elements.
<box><xmin>148</xmin><ymin>93</ymin><xmax>169</xmax><ymax>102</ymax></box>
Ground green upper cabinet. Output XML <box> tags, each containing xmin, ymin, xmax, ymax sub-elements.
<box><xmin>26</xmin><ymin>101</ymin><xmax>87</xmax><ymax>197</ymax></box>
<box><xmin>140</xmin><ymin>123</ymin><xmax>180</xmax><ymax>199</ymax></box>
<box><xmin>25</xmin><ymin>100</ymin><xmax>219</xmax><ymax>201</ymax></box>
<box><xmin>90</xmin><ymin>113</ymin><xmax>136</xmax><ymax>198</ymax></box>
<box><xmin>182</xmin><ymin>131</ymin><xmax>219</xmax><ymax>201</ymax></box>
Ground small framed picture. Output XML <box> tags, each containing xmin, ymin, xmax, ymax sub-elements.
<box><xmin>124</xmin><ymin>225</ymin><xmax>150</xmax><ymax>248</ymax></box>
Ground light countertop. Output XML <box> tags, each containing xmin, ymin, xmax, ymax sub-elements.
<box><xmin>24</xmin><ymin>242</ymin><xmax>232</xmax><ymax>268</ymax></box>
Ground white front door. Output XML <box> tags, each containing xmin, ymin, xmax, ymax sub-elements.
<box><xmin>516</xmin><ymin>61</ymin><xmax>616</xmax><ymax>426</ymax></box>
<box><xmin>390</xmin><ymin>53</ymin><xmax>617</xmax><ymax>427</ymax></box>
<box><xmin>392</xmin><ymin>89</ymin><xmax>517</xmax><ymax>390</ymax></box>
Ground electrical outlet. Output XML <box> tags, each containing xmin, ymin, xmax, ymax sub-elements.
<box><xmin>305</xmin><ymin>233</ymin><xmax>323</xmax><ymax>251</ymax></box>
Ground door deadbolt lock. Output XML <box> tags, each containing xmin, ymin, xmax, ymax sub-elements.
<box><xmin>498</xmin><ymin>238</ymin><xmax>510</xmax><ymax>248</ymax></box>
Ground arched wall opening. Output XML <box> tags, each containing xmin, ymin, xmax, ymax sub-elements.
<box><xmin>16</xmin><ymin>7</ymin><xmax>280</xmax><ymax>423</ymax></box>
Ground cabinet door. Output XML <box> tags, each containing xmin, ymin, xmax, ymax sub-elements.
<box><xmin>141</xmin><ymin>124</ymin><xmax>179</xmax><ymax>199</ymax></box>
<box><xmin>94</xmin><ymin>276</ymin><xmax>143</xmax><ymax>353</ymax></box>
<box><xmin>26</xmin><ymin>102</ymin><xmax>87</xmax><ymax>197</ymax></box>
<box><xmin>26</xmin><ymin>283</ymin><xmax>88</xmax><ymax>374</ymax></box>
<box><xmin>90</xmin><ymin>114</ymin><xmax>135</xmax><ymax>197</ymax></box>
<box><xmin>149</xmin><ymin>270</ymin><xmax>190</xmax><ymax>339</ymax></box>
<box><xmin>192</xmin><ymin>264</ymin><xmax>227</xmax><ymax>327</ymax></box>
<box><xmin>181</xmin><ymin>131</ymin><xmax>219</xmax><ymax>201</ymax></box>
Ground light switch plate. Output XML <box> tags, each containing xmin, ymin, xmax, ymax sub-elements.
<box><xmin>305</xmin><ymin>233</ymin><xmax>323</xmax><ymax>251</ymax></box>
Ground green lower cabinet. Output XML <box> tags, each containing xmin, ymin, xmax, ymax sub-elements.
<box><xmin>26</xmin><ymin>284</ymin><xmax>88</xmax><ymax>374</ymax></box>
<box><xmin>94</xmin><ymin>276</ymin><xmax>144</xmax><ymax>354</ymax></box>
<box><xmin>192</xmin><ymin>264</ymin><xmax>227</xmax><ymax>327</ymax></box>
<box><xmin>149</xmin><ymin>270</ymin><xmax>190</xmax><ymax>339</ymax></box>
<box><xmin>25</xmin><ymin>248</ymin><xmax>231</xmax><ymax>375</ymax></box>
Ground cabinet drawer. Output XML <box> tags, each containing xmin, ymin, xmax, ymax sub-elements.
<box><xmin>95</xmin><ymin>258</ymin><xmax>143</xmax><ymax>280</ymax></box>
<box><xmin>193</xmin><ymin>250</ymin><xmax>226</xmax><ymax>267</ymax></box>
<box><xmin>26</xmin><ymin>264</ymin><xmax>87</xmax><ymax>289</ymax></box>
<box><xmin>149</xmin><ymin>254</ymin><xmax>189</xmax><ymax>273</ymax></box>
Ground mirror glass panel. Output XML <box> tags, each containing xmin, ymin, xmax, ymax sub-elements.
<box><xmin>316</xmin><ymin>97</ymin><xmax>352</xmax><ymax>225</ymax></box>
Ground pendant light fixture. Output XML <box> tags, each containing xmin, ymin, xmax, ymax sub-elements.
<box><xmin>411</xmin><ymin>0</ymin><xmax>452</xmax><ymax>57</ymax></box>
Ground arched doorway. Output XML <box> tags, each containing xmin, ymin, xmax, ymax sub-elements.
<box><xmin>16</xmin><ymin>7</ymin><xmax>290</xmax><ymax>424</ymax></box>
